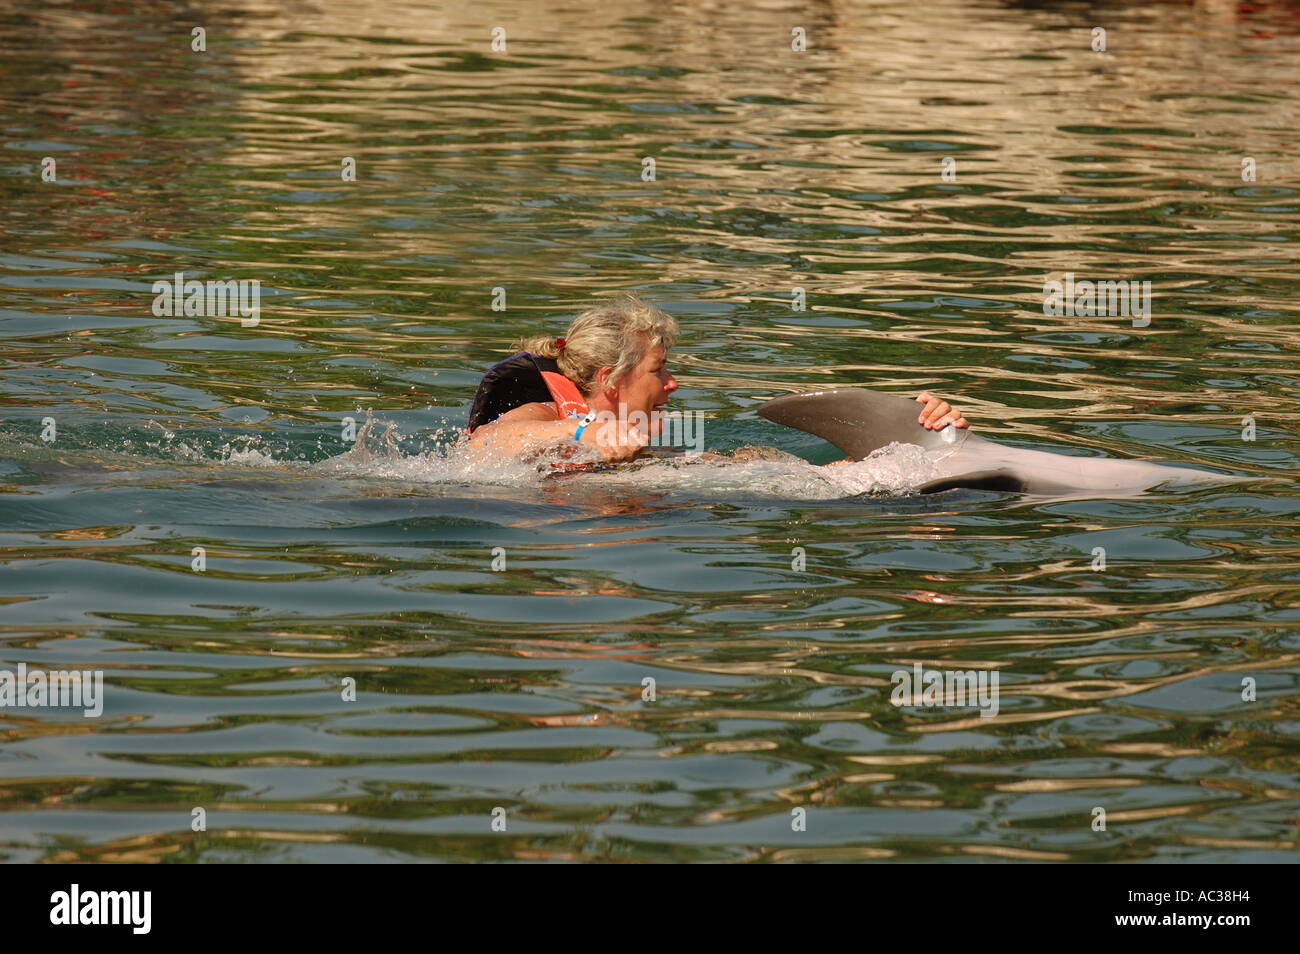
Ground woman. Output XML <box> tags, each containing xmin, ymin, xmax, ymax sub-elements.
<box><xmin>466</xmin><ymin>295</ymin><xmax>968</xmax><ymax>462</ymax></box>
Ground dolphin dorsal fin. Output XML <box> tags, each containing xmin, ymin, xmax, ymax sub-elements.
<box><xmin>757</xmin><ymin>388</ymin><xmax>964</xmax><ymax>459</ymax></box>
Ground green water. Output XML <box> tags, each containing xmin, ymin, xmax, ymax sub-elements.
<box><xmin>0</xmin><ymin>0</ymin><xmax>1297</xmax><ymax>862</ymax></box>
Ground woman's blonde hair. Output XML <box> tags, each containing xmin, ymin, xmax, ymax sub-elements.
<box><xmin>520</xmin><ymin>295</ymin><xmax>679</xmax><ymax>396</ymax></box>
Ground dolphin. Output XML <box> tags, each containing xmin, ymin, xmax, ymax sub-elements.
<box><xmin>757</xmin><ymin>388</ymin><xmax>1227</xmax><ymax>495</ymax></box>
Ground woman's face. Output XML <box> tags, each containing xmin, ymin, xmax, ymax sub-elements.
<box><xmin>611</xmin><ymin>343</ymin><xmax>678</xmax><ymax>432</ymax></box>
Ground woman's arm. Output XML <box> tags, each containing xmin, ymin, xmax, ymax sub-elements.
<box><xmin>467</xmin><ymin>403</ymin><xmax>646</xmax><ymax>462</ymax></box>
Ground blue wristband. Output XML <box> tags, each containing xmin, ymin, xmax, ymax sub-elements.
<box><xmin>573</xmin><ymin>411</ymin><xmax>597</xmax><ymax>442</ymax></box>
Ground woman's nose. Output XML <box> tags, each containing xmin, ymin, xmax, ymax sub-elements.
<box><xmin>664</xmin><ymin>375</ymin><xmax>679</xmax><ymax>393</ymax></box>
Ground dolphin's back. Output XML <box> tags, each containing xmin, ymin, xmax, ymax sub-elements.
<box><xmin>757</xmin><ymin>388</ymin><xmax>1219</xmax><ymax>496</ymax></box>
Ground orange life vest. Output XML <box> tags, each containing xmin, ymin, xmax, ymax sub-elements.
<box><xmin>538</xmin><ymin>369</ymin><xmax>590</xmax><ymax>420</ymax></box>
<box><xmin>467</xmin><ymin>352</ymin><xmax>590</xmax><ymax>434</ymax></box>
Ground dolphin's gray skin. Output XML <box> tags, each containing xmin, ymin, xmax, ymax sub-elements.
<box><xmin>758</xmin><ymin>388</ymin><xmax>1222</xmax><ymax>495</ymax></box>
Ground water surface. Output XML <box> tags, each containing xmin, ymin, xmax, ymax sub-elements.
<box><xmin>1</xmin><ymin>0</ymin><xmax>1298</xmax><ymax>863</ymax></box>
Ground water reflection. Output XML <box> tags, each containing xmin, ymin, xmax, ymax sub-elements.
<box><xmin>0</xmin><ymin>0</ymin><xmax>1297</xmax><ymax>863</ymax></box>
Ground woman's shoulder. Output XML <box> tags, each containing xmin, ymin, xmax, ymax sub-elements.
<box><xmin>491</xmin><ymin>400</ymin><xmax>561</xmax><ymax>424</ymax></box>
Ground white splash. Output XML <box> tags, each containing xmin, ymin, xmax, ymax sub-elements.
<box><xmin>820</xmin><ymin>442</ymin><xmax>943</xmax><ymax>495</ymax></box>
<box><xmin>222</xmin><ymin>415</ymin><xmax>946</xmax><ymax>501</ymax></box>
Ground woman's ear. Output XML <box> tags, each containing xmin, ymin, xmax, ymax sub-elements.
<box><xmin>596</xmin><ymin>366</ymin><xmax>617</xmax><ymax>398</ymax></box>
